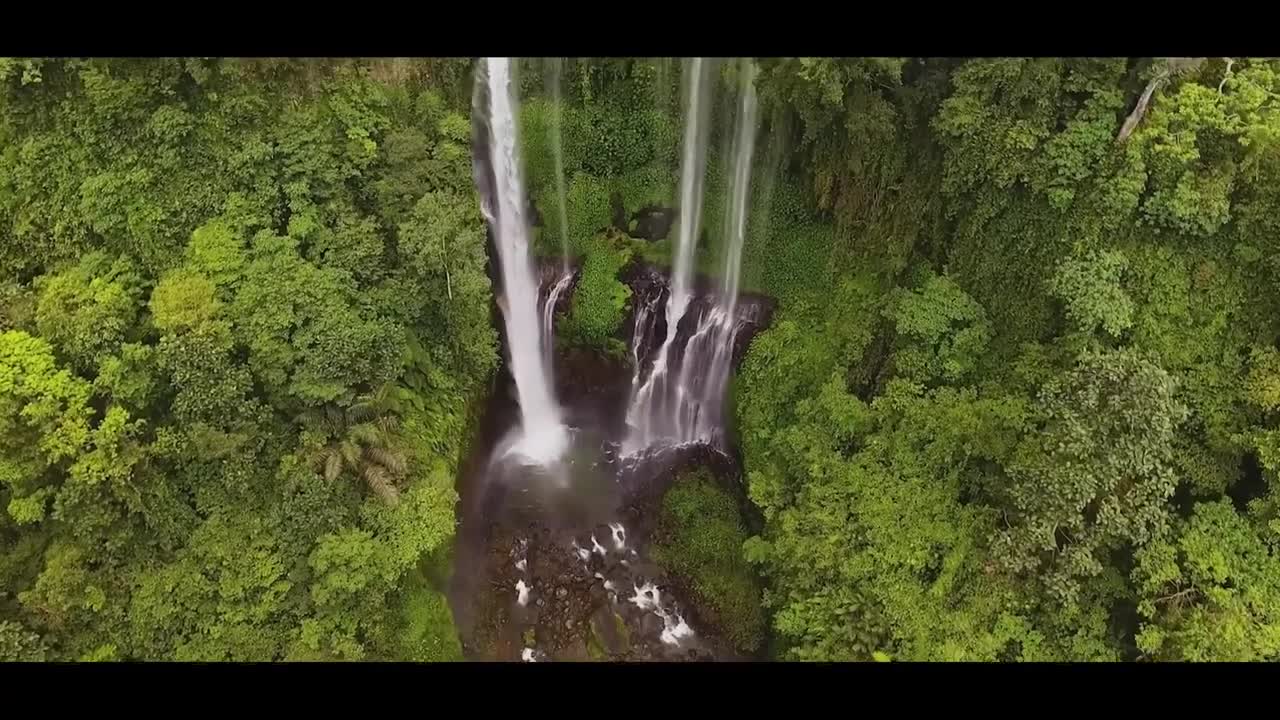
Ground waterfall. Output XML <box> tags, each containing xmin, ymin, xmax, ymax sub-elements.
<box><xmin>719</xmin><ymin>60</ymin><xmax>757</xmax><ymax>316</ymax></box>
<box><xmin>541</xmin><ymin>58</ymin><xmax>574</xmax><ymax>380</ymax></box>
<box><xmin>665</xmin><ymin>57</ymin><xmax>711</xmax><ymax>355</ymax></box>
<box><xmin>545</xmin><ymin>57</ymin><xmax>571</xmax><ymax>272</ymax></box>
<box><xmin>541</xmin><ymin>270</ymin><xmax>574</xmax><ymax>369</ymax></box>
<box><xmin>679</xmin><ymin>59</ymin><xmax>759</xmax><ymax>443</ymax></box>
<box><xmin>622</xmin><ymin>58</ymin><xmax>713</xmax><ymax>456</ymax></box>
<box><xmin>479</xmin><ymin>57</ymin><xmax>567</xmax><ymax>464</ymax></box>
<box><xmin>623</xmin><ymin>58</ymin><xmax>759</xmax><ymax>455</ymax></box>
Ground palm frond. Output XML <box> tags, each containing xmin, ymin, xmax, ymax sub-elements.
<box><xmin>363</xmin><ymin>466</ymin><xmax>400</xmax><ymax>505</ymax></box>
<box><xmin>366</xmin><ymin>446</ymin><xmax>408</xmax><ymax>476</ymax></box>
<box><xmin>348</xmin><ymin>422</ymin><xmax>383</xmax><ymax>447</ymax></box>
<box><xmin>348</xmin><ymin>399</ymin><xmax>377</xmax><ymax>424</ymax></box>
<box><xmin>325</xmin><ymin>405</ymin><xmax>346</xmax><ymax>435</ymax></box>
<box><xmin>340</xmin><ymin>440</ymin><xmax>362</xmax><ymax>469</ymax></box>
<box><xmin>324</xmin><ymin>451</ymin><xmax>343</xmax><ymax>482</ymax></box>
<box><xmin>377</xmin><ymin>414</ymin><xmax>401</xmax><ymax>435</ymax></box>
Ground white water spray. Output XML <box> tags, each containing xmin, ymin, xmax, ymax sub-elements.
<box><xmin>481</xmin><ymin>58</ymin><xmax>567</xmax><ymax>465</ymax></box>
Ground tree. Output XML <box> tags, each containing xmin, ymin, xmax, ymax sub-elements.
<box><xmin>886</xmin><ymin>273</ymin><xmax>992</xmax><ymax>385</ymax></box>
<box><xmin>996</xmin><ymin>349</ymin><xmax>1185</xmax><ymax>606</ymax></box>
<box><xmin>0</xmin><ymin>620</ymin><xmax>47</xmax><ymax>661</ymax></box>
<box><xmin>128</xmin><ymin>514</ymin><xmax>295</xmax><ymax>661</ymax></box>
<box><xmin>1049</xmin><ymin>250</ymin><xmax>1135</xmax><ymax>340</ymax></box>
<box><xmin>297</xmin><ymin>389</ymin><xmax>408</xmax><ymax>506</ymax></box>
<box><xmin>34</xmin><ymin>253</ymin><xmax>143</xmax><ymax>375</ymax></box>
<box><xmin>150</xmin><ymin>269</ymin><xmax>255</xmax><ymax>427</ymax></box>
<box><xmin>0</xmin><ymin>330</ymin><xmax>93</xmax><ymax>524</ymax></box>
<box><xmin>227</xmin><ymin>231</ymin><xmax>404</xmax><ymax>408</ymax></box>
<box><xmin>1134</xmin><ymin>500</ymin><xmax>1280</xmax><ymax>661</ymax></box>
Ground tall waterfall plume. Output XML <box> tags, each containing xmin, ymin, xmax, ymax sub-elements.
<box><xmin>475</xmin><ymin>57</ymin><xmax>567</xmax><ymax>465</ymax></box>
<box><xmin>621</xmin><ymin>57</ymin><xmax>714</xmax><ymax>455</ymax></box>
<box><xmin>623</xmin><ymin>59</ymin><xmax>760</xmax><ymax>455</ymax></box>
<box><xmin>544</xmin><ymin>56</ymin><xmax>571</xmax><ymax>273</ymax></box>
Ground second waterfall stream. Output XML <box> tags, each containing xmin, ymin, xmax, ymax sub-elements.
<box><xmin>622</xmin><ymin>58</ymin><xmax>760</xmax><ymax>455</ymax></box>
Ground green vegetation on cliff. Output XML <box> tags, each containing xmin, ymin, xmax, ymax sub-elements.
<box><xmin>652</xmin><ymin>468</ymin><xmax>764</xmax><ymax>653</ymax></box>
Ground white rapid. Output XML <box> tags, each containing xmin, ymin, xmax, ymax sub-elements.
<box><xmin>623</xmin><ymin>58</ymin><xmax>759</xmax><ymax>455</ymax></box>
<box><xmin>622</xmin><ymin>57</ymin><xmax>713</xmax><ymax>456</ymax></box>
<box><xmin>482</xmin><ymin>57</ymin><xmax>567</xmax><ymax>465</ymax></box>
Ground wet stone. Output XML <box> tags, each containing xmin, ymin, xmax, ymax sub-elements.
<box><xmin>640</xmin><ymin>613</ymin><xmax>663</xmax><ymax>637</ymax></box>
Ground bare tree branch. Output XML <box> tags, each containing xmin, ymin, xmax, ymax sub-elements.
<box><xmin>1218</xmin><ymin>58</ymin><xmax>1236</xmax><ymax>94</ymax></box>
<box><xmin>1117</xmin><ymin>58</ymin><xmax>1208</xmax><ymax>144</ymax></box>
<box><xmin>1117</xmin><ymin>69</ymin><xmax>1170</xmax><ymax>144</ymax></box>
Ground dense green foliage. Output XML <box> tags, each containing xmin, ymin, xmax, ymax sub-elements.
<box><xmin>561</xmin><ymin>231</ymin><xmax>632</xmax><ymax>354</ymax></box>
<box><xmin>5</xmin><ymin>56</ymin><xmax>1280</xmax><ymax>663</ymax></box>
<box><xmin>652</xmin><ymin>469</ymin><xmax>764</xmax><ymax>653</ymax></box>
<box><xmin>734</xmin><ymin>57</ymin><xmax>1280</xmax><ymax>662</ymax></box>
<box><xmin>0</xmin><ymin>58</ymin><xmax>490</xmax><ymax>660</ymax></box>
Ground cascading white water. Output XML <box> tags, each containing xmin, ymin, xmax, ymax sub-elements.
<box><xmin>719</xmin><ymin>60</ymin><xmax>758</xmax><ymax>317</ymax></box>
<box><xmin>545</xmin><ymin>57</ymin><xmax>571</xmax><ymax>273</ymax></box>
<box><xmin>678</xmin><ymin>59</ymin><xmax>759</xmax><ymax>444</ymax></box>
<box><xmin>540</xmin><ymin>270</ymin><xmax>574</xmax><ymax>369</ymax></box>
<box><xmin>622</xmin><ymin>57</ymin><xmax>713</xmax><ymax>456</ymax></box>
<box><xmin>664</xmin><ymin>58</ymin><xmax>710</xmax><ymax>357</ymax></box>
<box><xmin>623</xmin><ymin>58</ymin><xmax>759</xmax><ymax>455</ymax></box>
<box><xmin>483</xmin><ymin>57</ymin><xmax>567</xmax><ymax>464</ymax></box>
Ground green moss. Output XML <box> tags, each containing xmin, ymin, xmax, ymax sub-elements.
<box><xmin>612</xmin><ymin>611</ymin><xmax>631</xmax><ymax>652</ymax></box>
<box><xmin>652</xmin><ymin>468</ymin><xmax>765</xmax><ymax>653</ymax></box>
<box><xmin>585</xmin><ymin>619</ymin><xmax>607</xmax><ymax>660</ymax></box>
<box><xmin>563</xmin><ymin>231</ymin><xmax>632</xmax><ymax>355</ymax></box>
<box><xmin>396</xmin><ymin>583</ymin><xmax>463</xmax><ymax>662</ymax></box>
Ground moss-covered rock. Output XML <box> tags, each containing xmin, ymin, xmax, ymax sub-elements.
<box><xmin>563</xmin><ymin>230</ymin><xmax>633</xmax><ymax>356</ymax></box>
<box><xmin>651</xmin><ymin>468</ymin><xmax>765</xmax><ymax>653</ymax></box>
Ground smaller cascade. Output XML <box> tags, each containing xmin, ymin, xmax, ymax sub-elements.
<box><xmin>540</xmin><ymin>269</ymin><xmax>575</xmax><ymax>370</ymax></box>
<box><xmin>673</xmin><ymin>59</ymin><xmax>760</xmax><ymax>447</ymax></box>
<box><xmin>622</xmin><ymin>57</ymin><xmax>712</xmax><ymax>456</ymax></box>
<box><xmin>544</xmin><ymin>57</ymin><xmax>571</xmax><ymax>273</ymax></box>
<box><xmin>625</xmin><ymin>271</ymin><xmax>668</xmax><ymax>392</ymax></box>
